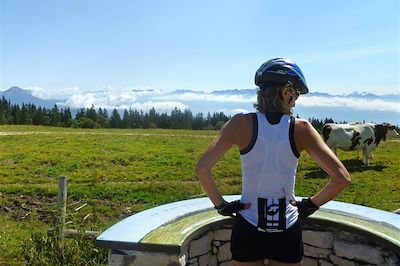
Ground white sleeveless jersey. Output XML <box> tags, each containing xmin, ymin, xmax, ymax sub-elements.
<box><xmin>239</xmin><ymin>112</ymin><xmax>299</xmax><ymax>231</ymax></box>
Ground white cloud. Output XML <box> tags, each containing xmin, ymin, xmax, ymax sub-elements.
<box><xmin>62</xmin><ymin>89</ymin><xmax>187</xmax><ymax>112</ymax></box>
<box><xmin>154</xmin><ymin>92</ymin><xmax>255</xmax><ymax>103</ymax></box>
<box><xmin>27</xmin><ymin>86</ymin><xmax>82</xmax><ymax>99</ymax></box>
<box><xmin>61</xmin><ymin>86</ymin><xmax>168</xmax><ymax>109</ymax></box>
<box><xmin>298</xmin><ymin>96</ymin><xmax>400</xmax><ymax>112</ymax></box>
<box><xmin>233</xmin><ymin>108</ymin><xmax>250</xmax><ymax>114</ymax></box>
<box><xmin>128</xmin><ymin>101</ymin><xmax>188</xmax><ymax>112</ymax></box>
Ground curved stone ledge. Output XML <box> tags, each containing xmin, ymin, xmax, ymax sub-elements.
<box><xmin>96</xmin><ymin>195</ymin><xmax>400</xmax><ymax>265</ymax></box>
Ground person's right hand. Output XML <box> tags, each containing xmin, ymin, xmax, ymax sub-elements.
<box><xmin>214</xmin><ymin>200</ymin><xmax>251</xmax><ymax>217</ymax></box>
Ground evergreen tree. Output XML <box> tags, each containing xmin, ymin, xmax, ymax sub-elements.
<box><xmin>122</xmin><ymin>109</ymin><xmax>131</xmax><ymax>128</ymax></box>
<box><xmin>33</xmin><ymin>107</ymin><xmax>46</xmax><ymax>125</ymax></box>
<box><xmin>192</xmin><ymin>113</ymin><xmax>204</xmax><ymax>130</ymax></box>
<box><xmin>109</xmin><ymin>109</ymin><xmax>122</xmax><ymax>128</ymax></box>
<box><xmin>50</xmin><ymin>105</ymin><xmax>62</xmax><ymax>126</ymax></box>
<box><xmin>183</xmin><ymin>109</ymin><xmax>193</xmax><ymax>129</ymax></box>
<box><xmin>20</xmin><ymin>104</ymin><xmax>30</xmax><ymax>124</ymax></box>
<box><xmin>62</xmin><ymin>107</ymin><xmax>73</xmax><ymax>127</ymax></box>
<box><xmin>130</xmin><ymin>108</ymin><xmax>142</xmax><ymax>128</ymax></box>
<box><xmin>98</xmin><ymin>108</ymin><xmax>109</xmax><ymax>128</ymax></box>
<box><xmin>158</xmin><ymin>112</ymin><xmax>170</xmax><ymax>129</ymax></box>
<box><xmin>86</xmin><ymin>105</ymin><xmax>99</xmax><ymax>125</ymax></box>
<box><xmin>148</xmin><ymin>107</ymin><xmax>157</xmax><ymax>128</ymax></box>
<box><xmin>75</xmin><ymin>108</ymin><xmax>86</xmax><ymax>120</ymax></box>
<box><xmin>10</xmin><ymin>105</ymin><xmax>21</xmax><ymax>124</ymax></box>
<box><xmin>0</xmin><ymin>97</ymin><xmax>8</xmax><ymax>124</ymax></box>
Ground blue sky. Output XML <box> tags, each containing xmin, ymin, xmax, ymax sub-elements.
<box><xmin>1</xmin><ymin>0</ymin><xmax>399</xmax><ymax>95</ymax></box>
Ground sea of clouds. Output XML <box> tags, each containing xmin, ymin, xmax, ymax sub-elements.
<box><xmin>24</xmin><ymin>86</ymin><xmax>400</xmax><ymax>124</ymax></box>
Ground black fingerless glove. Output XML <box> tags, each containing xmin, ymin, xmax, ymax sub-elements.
<box><xmin>294</xmin><ymin>197</ymin><xmax>319</xmax><ymax>220</ymax></box>
<box><xmin>214</xmin><ymin>200</ymin><xmax>245</xmax><ymax>217</ymax></box>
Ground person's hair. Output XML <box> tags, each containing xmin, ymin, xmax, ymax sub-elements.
<box><xmin>253</xmin><ymin>82</ymin><xmax>293</xmax><ymax>115</ymax></box>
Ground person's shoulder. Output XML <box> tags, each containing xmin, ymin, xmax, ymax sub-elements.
<box><xmin>294</xmin><ymin>117</ymin><xmax>310</xmax><ymax>126</ymax></box>
<box><xmin>231</xmin><ymin>112</ymin><xmax>255</xmax><ymax>123</ymax></box>
<box><xmin>294</xmin><ymin>118</ymin><xmax>314</xmax><ymax>133</ymax></box>
<box><xmin>226</xmin><ymin>113</ymin><xmax>254</xmax><ymax>131</ymax></box>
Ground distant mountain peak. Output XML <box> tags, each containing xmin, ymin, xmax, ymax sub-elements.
<box><xmin>0</xmin><ymin>86</ymin><xmax>58</xmax><ymax>108</ymax></box>
<box><xmin>5</xmin><ymin>86</ymin><xmax>31</xmax><ymax>94</ymax></box>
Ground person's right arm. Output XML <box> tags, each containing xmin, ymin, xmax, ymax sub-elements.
<box><xmin>195</xmin><ymin>115</ymin><xmax>242</xmax><ymax>207</ymax></box>
<box><xmin>295</xmin><ymin>119</ymin><xmax>351</xmax><ymax>207</ymax></box>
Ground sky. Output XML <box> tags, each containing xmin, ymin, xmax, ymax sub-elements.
<box><xmin>1</xmin><ymin>0</ymin><xmax>399</xmax><ymax>96</ymax></box>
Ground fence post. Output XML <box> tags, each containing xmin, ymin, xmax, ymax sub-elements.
<box><xmin>57</xmin><ymin>175</ymin><xmax>68</xmax><ymax>261</ymax></box>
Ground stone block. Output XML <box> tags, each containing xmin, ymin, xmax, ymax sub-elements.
<box><xmin>219</xmin><ymin>260</ymin><xmax>234</xmax><ymax>266</ymax></box>
<box><xmin>304</xmin><ymin>244</ymin><xmax>330</xmax><ymax>258</ymax></box>
<box><xmin>212</xmin><ymin>246</ymin><xmax>218</xmax><ymax>254</ymax></box>
<box><xmin>209</xmin><ymin>255</ymin><xmax>218</xmax><ymax>266</ymax></box>
<box><xmin>302</xmin><ymin>256</ymin><xmax>318</xmax><ymax>266</ymax></box>
<box><xmin>199</xmin><ymin>253</ymin><xmax>211</xmax><ymax>266</ymax></box>
<box><xmin>212</xmin><ymin>240</ymin><xmax>221</xmax><ymax>247</ymax></box>
<box><xmin>109</xmin><ymin>253</ymin><xmax>133</xmax><ymax>266</ymax></box>
<box><xmin>217</xmin><ymin>242</ymin><xmax>231</xmax><ymax>262</ymax></box>
<box><xmin>188</xmin><ymin>261</ymin><xmax>199</xmax><ymax>266</ymax></box>
<box><xmin>109</xmin><ymin>250</ymin><xmax>136</xmax><ymax>266</ymax></box>
<box><xmin>109</xmin><ymin>250</ymin><xmax>181</xmax><ymax>266</ymax></box>
<box><xmin>188</xmin><ymin>257</ymin><xmax>198</xmax><ymax>264</ymax></box>
<box><xmin>334</xmin><ymin>240</ymin><xmax>385</xmax><ymax>265</ymax></box>
<box><xmin>319</xmin><ymin>259</ymin><xmax>334</xmax><ymax>266</ymax></box>
<box><xmin>329</xmin><ymin>255</ymin><xmax>356</xmax><ymax>266</ymax></box>
<box><xmin>189</xmin><ymin>231</ymin><xmax>213</xmax><ymax>258</ymax></box>
<box><xmin>213</xmin><ymin>229</ymin><xmax>232</xmax><ymax>241</ymax></box>
<box><xmin>336</xmin><ymin>231</ymin><xmax>366</xmax><ymax>244</ymax></box>
<box><xmin>303</xmin><ymin>230</ymin><xmax>334</xmax><ymax>249</ymax></box>
<box><xmin>386</xmin><ymin>253</ymin><xmax>400</xmax><ymax>266</ymax></box>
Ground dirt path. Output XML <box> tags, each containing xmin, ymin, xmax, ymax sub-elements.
<box><xmin>0</xmin><ymin>131</ymin><xmax>216</xmax><ymax>138</ymax></box>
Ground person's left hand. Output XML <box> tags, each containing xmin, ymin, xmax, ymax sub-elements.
<box><xmin>290</xmin><ymin>197</ymin><xmax>319</xmax><ymax>220</ymax></box>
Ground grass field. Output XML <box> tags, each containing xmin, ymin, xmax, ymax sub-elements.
<box><xmin>1</xmin><ymin>125</ymin><xmax>399</xmax><ymax>265</ymax></box>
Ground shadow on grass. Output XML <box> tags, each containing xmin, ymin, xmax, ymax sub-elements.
<box><xmin>303</xmin><ymin>159</ymin><xmax>387</xmax><ymax>179</ymax></box>
<box><xmin>341</xmin><ymin>159</ymin><xmax>387</xmax><ymax>172</ymax></box>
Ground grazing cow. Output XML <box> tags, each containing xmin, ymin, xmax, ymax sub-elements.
<box><xmin>322</xmin><ymin>123</ymin><xmax>398</xmax><ymax>166</ymax></box>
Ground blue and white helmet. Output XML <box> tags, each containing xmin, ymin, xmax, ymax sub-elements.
<box><xmin>255</xmin><ymin>58</ymin><xmax>309</xmax><ymax>94</ymax></box>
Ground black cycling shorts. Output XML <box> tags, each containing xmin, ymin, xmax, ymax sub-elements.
<box><xmin>230</xmin><ymin>214</ymin><xmax>303</xmax><ymax>263</ymax></box>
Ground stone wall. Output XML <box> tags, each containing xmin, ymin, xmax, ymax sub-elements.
<box><xmin>183</xmin><ymin>222</ymin><xmax>399</xmax><ymax>266</ymax></box>
<box><xmin>100</xmin><ymin>197</ymin><xmax>399</xmax><ymax>266</ymax></box>
<box><xmin>108</xmin><ymin>221</ymin><xmax>399</xmax><ymax>266</ymax></box>
<box><xmin>186</xmin><ymin>227</ymin><xmax>234</xmax><ymax>266</ymax></box>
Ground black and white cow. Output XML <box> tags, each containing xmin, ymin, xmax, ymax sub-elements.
<box><xmin>322</xmin><ymin>123</ymin><xmax>398</xmax><ymax>166</ymax></box>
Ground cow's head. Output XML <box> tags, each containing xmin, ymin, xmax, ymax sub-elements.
<box><xmin>383</xmin><ymin>123</ymin><xmax>399</xmax><ymax>138</ymax></box>
<box><xmin>375</xmin><ymin>123</ymin><xmax>399</xmax><ymax>144</ymax></box>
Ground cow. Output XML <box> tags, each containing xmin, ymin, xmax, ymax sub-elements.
<box><xmin>322</xmin><ymin>123</ymin><xmax>398</xmax><ymax>166</ymax></box>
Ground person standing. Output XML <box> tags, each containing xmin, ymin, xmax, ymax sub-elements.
<box><xmin>196</xmin><ymin>58</ymin><xmax>351</xmax><ymax>266</ymax></box>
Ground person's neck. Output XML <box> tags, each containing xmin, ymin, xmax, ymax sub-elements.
<box><xmin>265</xmin><ymin>111</ymin><xmax>284</xmax><ymax>125</ymax></box>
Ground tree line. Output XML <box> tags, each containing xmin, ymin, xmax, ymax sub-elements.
<box><xmin>0</xmin><ymin>96</ymin><xmax>347</xmax><ymax>132</ymax></box>
<box><xmin>0</xmin><ymin>97</ymin><xmax>230</xmax><ymax>130</ymax></box>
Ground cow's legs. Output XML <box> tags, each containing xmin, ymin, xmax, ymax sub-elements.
<box><xmin>362</xmin><ymin>150</ymin><xmax>374</xmax><ymax>160</ymax></box>
<box><xmin>363</xmin><ymin>148</ymin><xmax>370</xmax><ymax>166</ymax></box>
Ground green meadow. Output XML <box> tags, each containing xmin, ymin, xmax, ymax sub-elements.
<box><xmin>1</xmin><ymin>125</ymin><xmax>399</xmax><ymax>264</ymax></box>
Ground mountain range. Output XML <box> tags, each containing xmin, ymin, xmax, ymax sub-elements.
<box><xmin>1</xmin><ymin>86</ymin><xmax>399</xmax><ymax>125</ymax></box>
